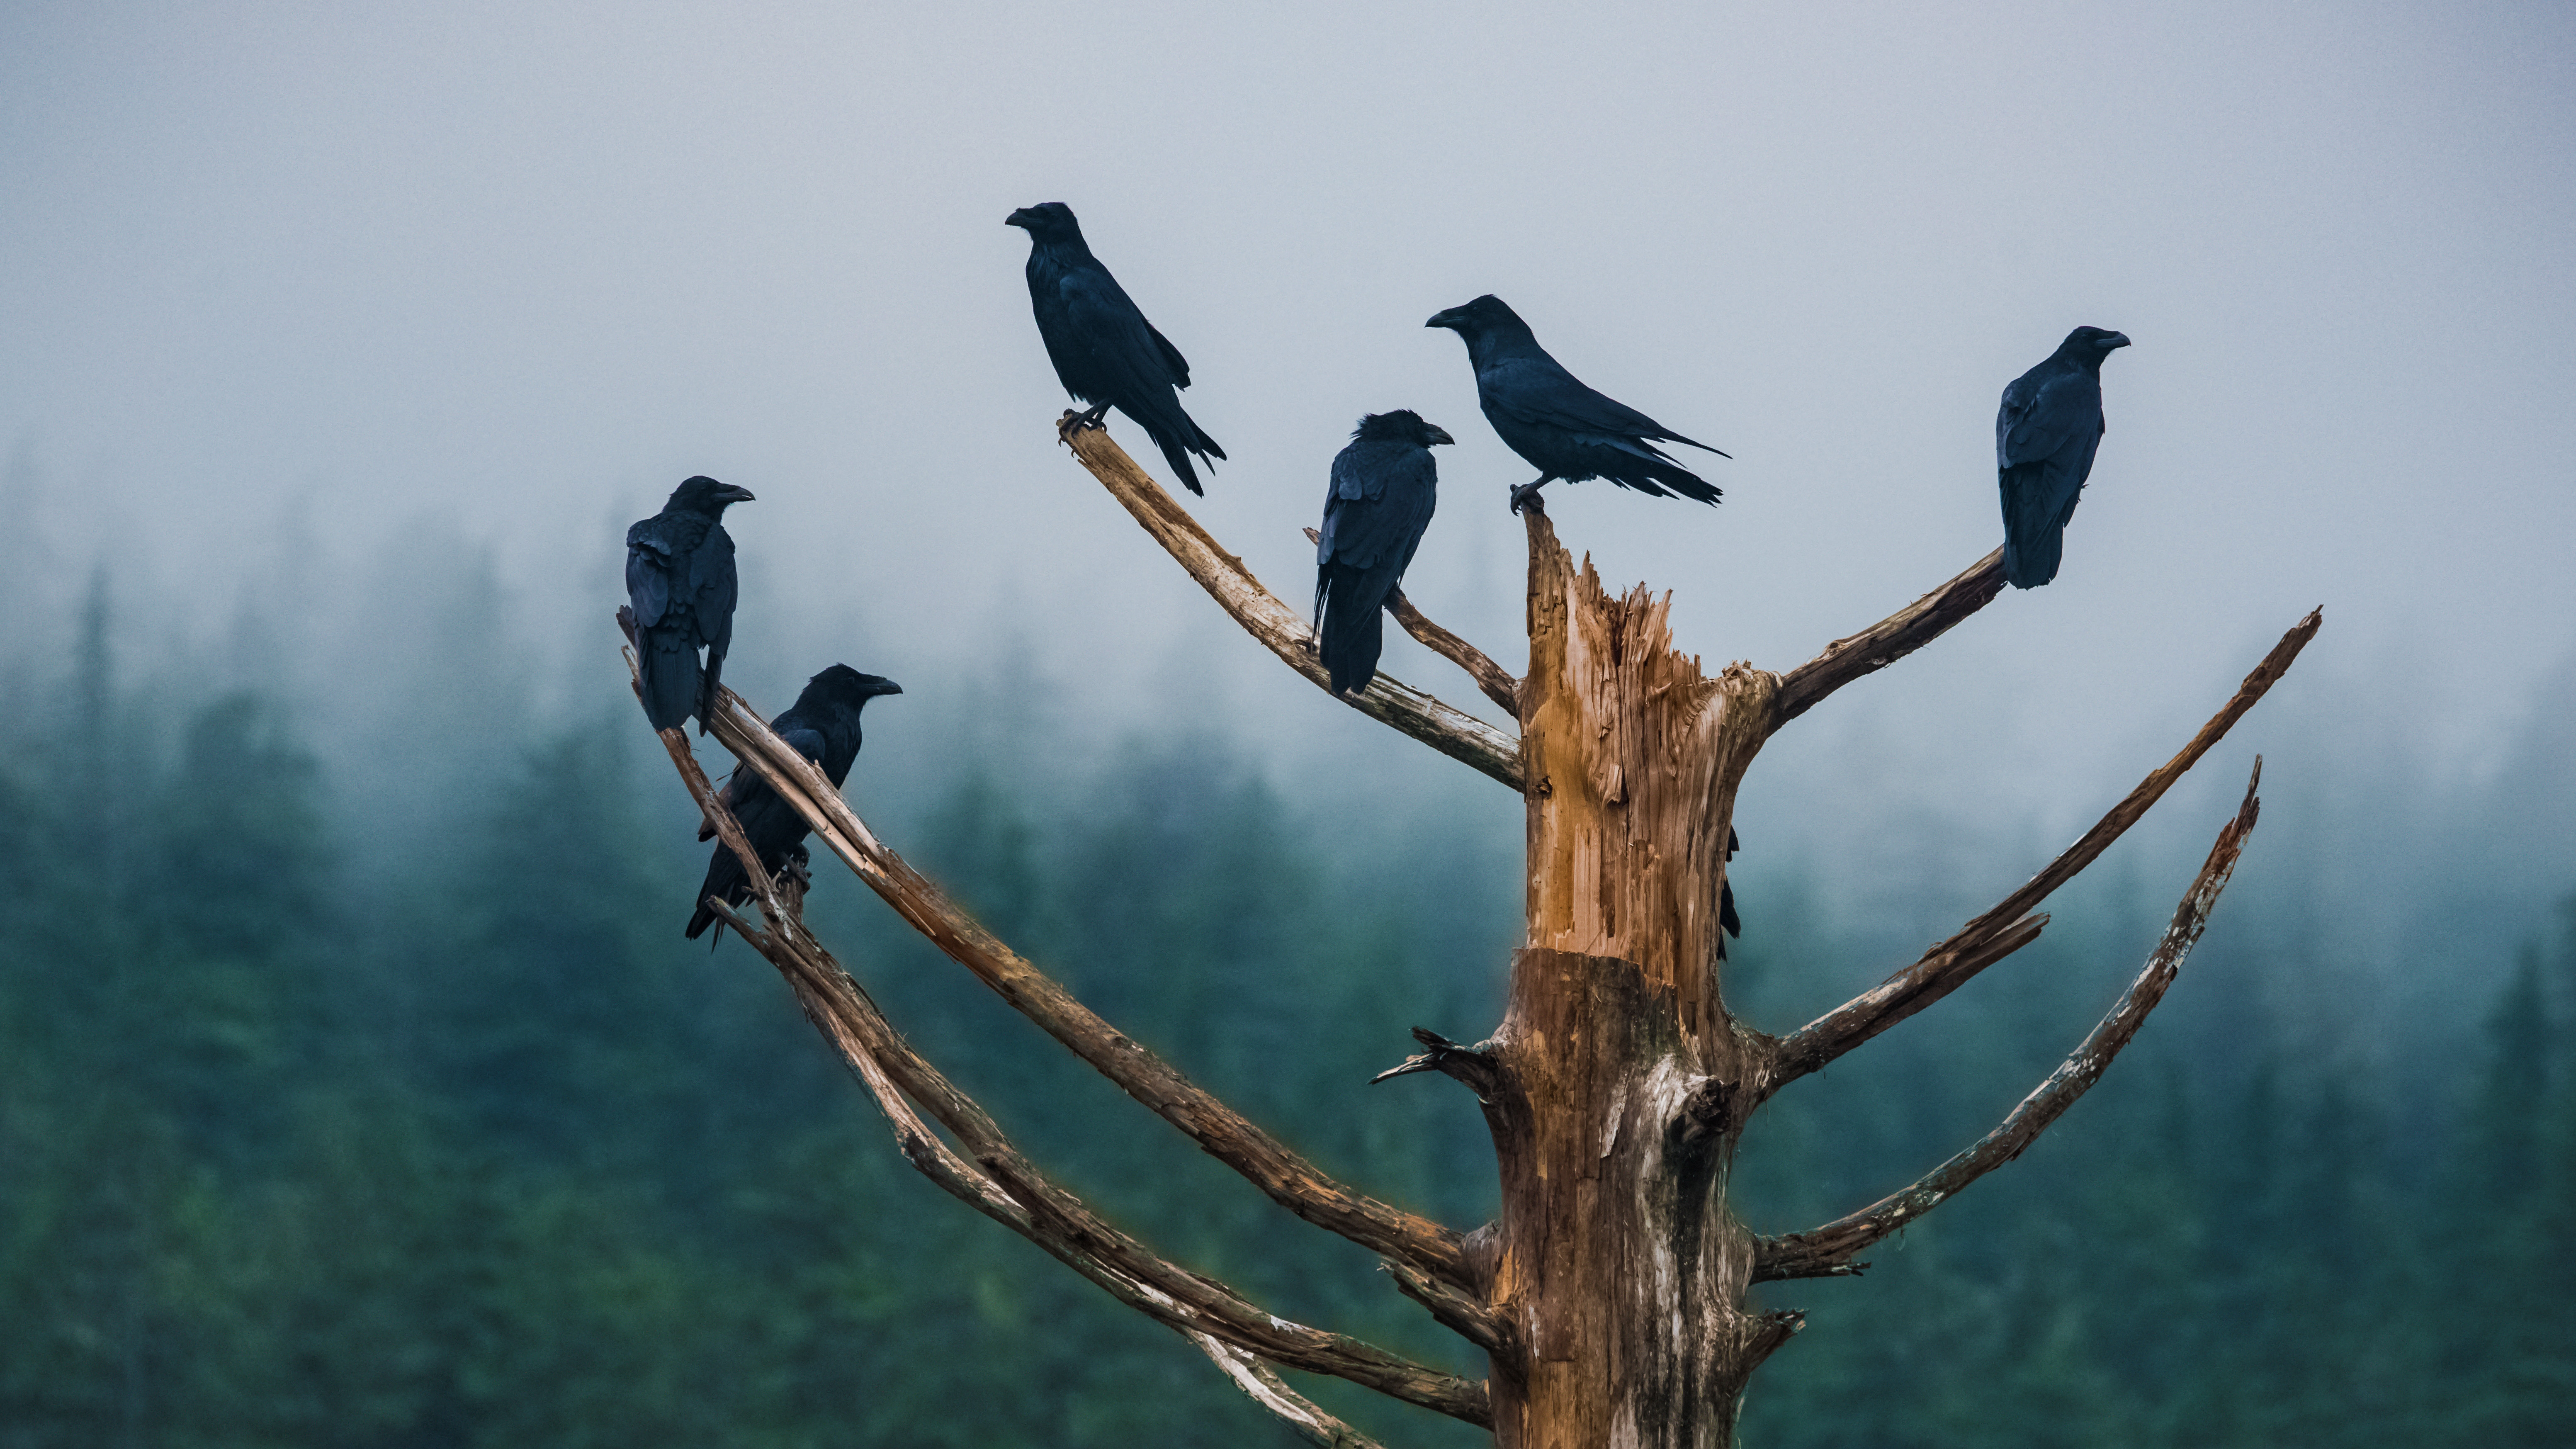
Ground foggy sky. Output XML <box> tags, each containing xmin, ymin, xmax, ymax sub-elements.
<box><xmin>4</xmin><ymin>0</ymin><xmax>2572</xmax><ymax>830</ymax></box>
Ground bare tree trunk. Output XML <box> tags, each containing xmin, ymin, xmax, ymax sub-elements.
<box><xmin>1478</xmin><ymin>506</ymin><xmax>1786</xmax><ymax>1447</ymax></box>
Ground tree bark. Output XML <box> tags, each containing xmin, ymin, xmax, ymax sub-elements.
<box><xmin>1481</xmin><ymin>505</ymin><xmax>1787</xmax><ymax>1447</ymax></box>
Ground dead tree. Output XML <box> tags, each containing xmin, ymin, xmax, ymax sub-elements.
<box><xmin>628</xmin><ymin>414</ymin><xmax>2317</xmax><ymax>1447</ymax></box>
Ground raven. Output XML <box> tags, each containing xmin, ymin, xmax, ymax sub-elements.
<box><xmin>1996</xmin><ymin>326</ymin><xmax>2131</xmax><ymax>588</ymax></box>
<box><xmin>1006</xmin><ymin>202</ymin><xmax>1225</xmax><ymax>494</ymax></box>
<box><xmin>1314</xmin><ymin>410</ymin><xmax>1454</xmax><ymax>696</ymax></box>
<box><xmin>1426</xmin><ymin>294</ymin><xmax>1726</xmax><ymax>513</ymax></box>
<box><xmin>626</xmin><ymin>476</ymin><xmax>754</xmax><ymax>733</ymax></box>
<box><xmin>686</xmin><ymin>664</ymin><xmax>902</xmax><ymax>941</ymax></box>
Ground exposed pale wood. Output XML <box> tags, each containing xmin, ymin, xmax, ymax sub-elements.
<box><xmin>1063</xmin><ymin>417</ymin><xmax>1524</xmax><ymax>789</ymax></box>
<box><xmin>1519</xmin><ymin>500</ymin><xmax>1771</xmax><ymax>1045</ymax></box>
<box><xmin>1755</xmin><ymin>761</ymin><xmax>2265</xmax><ymax>1282</ymax></box>
<box><xmin>669</xmin><ymin>663</ymin><xmax>1475</xmax><ymax>1291</ymax></box>
<box><xmin>1307</xmin><ymin>525</ymin><xmax>1522</xmax><ymax>715</ymax></box>
<box><xmin>1770</xmin><ymin>608</ymin><xmax>2320</xmax><ymax>1087</ymax></box>
<box><xmin>1767</xmin><ymin>547</ymin><xmax>2007</xmax><ymax>732</ymax></box>
<box><xmin>1186</xmin><ymin>1332</ymin><xmax>1394</xmax><ymax>1449</ymax></box>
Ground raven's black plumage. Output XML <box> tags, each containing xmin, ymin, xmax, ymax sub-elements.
<box><xmin>1313</xmin><ymin>411</ymin><xmax>1453</xmax><ymax>696</ymax></box>
<box><xmin>1006</xmin><ymin>202</ymin><xmax>1225</xmax><ymax>494</ymax></box>
<box><xmin>626</xmin><ymin>476</ymin><xmax>754</xmax><ymax>732</ymax></box>
<box><xmin>1996</xmin><ymin>326</ymin><xmax>2131</xmax><ymax>588</ymax></box>
<box><xmin>686</xmin><ymin>665</ymin><xmax>901</xmax><ymax>941</ymax></box>
<box><xmin>1427</xmin><ymin>294</ymin><xmax>1726</xmax><ymax>512</ymax></box>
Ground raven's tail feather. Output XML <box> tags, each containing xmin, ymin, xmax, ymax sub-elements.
<box><xmin>639</xmin><ymin>636</ymin><xmax>700</xmax><ymax>732</ymax></box>
<box><xmin>685</xmin><ymin>851</ymin><xmax>746</xmax><ymax>940</ymax></box>
<box><xmin>2000</xmin><ymin>463</ymin><xmax>2074</xmax><ymax>588</ymax></box>
<box><xmin>1615</xmin><ymin>457</ymin><xmax>1723</xmax><ymax>506</ymax></box>
<box><xmin>1156</xmin><ymin>432</ymin><xmax>1205</xmax><ymax>496</ymax></box>
<box><xmin>1137</xmin><ymin>399</ymin><xmax>1222</xmax><ymax>496</ymax></box>
<box><xmin>1318</xmin><ymin>568</ymin><xmax>1385</xmax><ymax>697</ymax></box>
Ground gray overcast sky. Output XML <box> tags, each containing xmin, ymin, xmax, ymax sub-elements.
<box><xmin>3</xmin><ymin>0</ymin><xmax>2571</xmax><ymax>820</ymax></box>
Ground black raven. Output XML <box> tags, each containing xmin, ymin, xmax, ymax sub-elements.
<box><xmin>1996</xmin><ymin>326</ymin><xmax>2131</xmax><ymax>588</ymax></box>
<box><xmin>626</xmin><ymin>476</ymin><xmax>754</xmax><ymax>733</ymax></box>
<box><xmin>1426</xmin><ymin>294</ymin><xmax>1726</xmax><ymax>513</ymax></box>
<box><xmin>1006</xmin><ymin>202</ymin><xmax>1225</xmax><ymax>494</ymax></box>
<box><xmin>686</xmin><ymin>664</ymin><xmax>902</xmax><ymax>941</ymax></box>
<box><xmin>1314</xmin><ymin>410</ymin><xmax>1454</xmax><ymax>696</ymax></box>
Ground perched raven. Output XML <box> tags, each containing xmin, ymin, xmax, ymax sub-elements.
<box><xmin>686</xmin><ymin>665</ymin><xmax>902</xmax><ymax>941</ymax></box>
<box><xmin>1426</xmin><ymin>294</ymin><xmax>1726</xmax><ymax>513</ymax></box>
<box><xmin>1006</xmin><ymin>202</ymin><xmax>1225</xmax><ymax>494</ymax></box>
<box><xmin>1313</xmin><ymin>411</ymin><xmax>1454</xmax><ymax>696</ymax></box>
<box><xmin>1996</xmin><ymin>326</ymin><xmax>2131</xmax><ymax>588</ymax></box>
<box><xmin>626</xmin><ymin>476</ymin><xmax>753</xmax><ymax>733</ymax></box>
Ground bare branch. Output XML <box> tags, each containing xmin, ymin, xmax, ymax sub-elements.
<box><xmin>1385</xmin><ymin>1257</ymin><xmax>1516</xmax><ymax>1364</ymax></box>
<box><xmin>1369</xmin><ymin>1027</ymin><xmax>1502</xmax><ymax>1098</ymax></box>
<box><xmin>1755</xmin><ymin>761</ymin><xmax>2265</xmax><ymax>1282</ymax></box>
<box><xmin>1063</xmin><ymin>418</ymin><xmax>1523</xmax><ymax>789</ymax></box>
<box><xmin>1186</xmin><ymin>1332</ymin><xmax>1395</xmax><ymax>1449</ymax></box>
<box><xmin>1770</xmin><ymin>608</ymin><xmax>2320</xmax><ymax>1085</ymax></box>
<box><xmin>1390</xmin><ymin>590</ymin><xmax>1521</xmax><ymax>717</ymax></box>
<box><xmin>1307</xmin><ymin>526</ymin><xmax>1521</xmax><ymax>715</ymax></box>
<box><xmin>1769</xmin><ymin>547</ymin><xmax>2007</xmax><ymax>732</ymax></box>
<box><xmin>642</xmin><ymin>646</ymin><xmax>1477</xmax><ymax>1291</ymax></box>
<box><xmin>647</xmin><ymin>722</ymin><xmax>797</xmax><ymax>938</ymax></box>
<box><xmin>702</xmin><ymin>895</ymin><xmax>1491</xmax><ymax>1426</ymax></box>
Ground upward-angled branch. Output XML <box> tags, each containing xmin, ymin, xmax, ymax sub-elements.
<box><xmin>1769</xmin><ymin>547</ymin><xmax>2007</xmax><ymax>733</ymax></box>
<box><xmin>1304</xmin><ymin>525</ymin><xmax>1522</xmax><ymax>715</ymax></box>
<box><xmin>668</xmin><ymin>662</ymin><xmax>1477</xmax><ymax>1291</ymax></box>
<box><xmin>1755</xmin><ymin>760</ymin><xmax>2265</xmax><ymax>1282</ymax></box>
<box><xmin>1186</xmin><ymin>1333</ymin><xmax>1395</xmax><ymax>1449</ymax></box>
<box><xmin>1062</xmin><ymin>418</ymin><xmax>1524</xmax><ymax>790</ymax></box>
<box><xmin>675</xmin><ymin>804</ymin><xmax>1491</xmax><ymax>1425</ymax></box>
<box><xmin>1769</xmin><ymin>607</ymin><xmax>2321</xmax><ymax>1087</ymax></box>
<box><xmin>720</xmin><ymin>908</ymin><xmax>1490</xmax><ymax>1423</ymax></box>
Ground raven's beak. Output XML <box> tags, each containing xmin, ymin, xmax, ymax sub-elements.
<box><xmin>1426</xmin><ymin>308</ymin><xmax>1463</xmax><ymax>331</ymax></box>
<box><xmin>722</xmin><ymin>486</ymin><xmax>757</xmax><ymax>503</ymax></box>
<box><xmin>2101</xmin><ymin>332</ymin><xmax>2132</xmax><ymax>350</ymax></box>
<box><xmin>1004</xmin><ymin>208</ymin><xmax>1035</xmax><ymax>229</ymax></box>
<box><xmin>1426</xmin><ymin>424</ymin><xmax>1456</xmax><ymax>446</ymax></box>
<box><xmin>871</xmin><ymin>678</ymin><xmax>904</xmax><ymax>698</ymax></box>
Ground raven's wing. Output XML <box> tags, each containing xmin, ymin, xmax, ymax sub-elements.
<box><xmin>1052</xmin><ymin>264</ymin><xmax>1190</xmax><ymax>397</ymax></box>
<box><xmin>1145</xmin><ymin>321</ymin><xmax>1193</xmax><ymax>389</ymax></box>
<box><xmin>625</xmin><ymin>519</ymin><xmax>675</xmax><ymax>628</ymax></box>
<box><xmin>686</xmin><ymin>527</ymin><xmax>738</xmax><ymax>653</ymax></box>
<box><xmin>1479</xmin><ymin>354</ymin><xmax>1721</xmax><ymax>455</ymax></box>
<box><xmin>1997</xmin><ymin>365</ymin><xmax>2097</xmax><ymax>469</ymax></box>
<box><xmin>700</xmin><ymin>725</ymin><xmax>826</xmax><ymax>841</ymax></box>
<box><xmin>1322</xmin><ymin>442</ymin><xmax>1436</xmax><ymax>572</ymax></box>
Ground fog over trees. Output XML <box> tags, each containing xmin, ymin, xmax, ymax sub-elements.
<box><xmin>2</xmin><ymin>513</ymin><xmax>2569</xmax><ymax>1445</ymax></box>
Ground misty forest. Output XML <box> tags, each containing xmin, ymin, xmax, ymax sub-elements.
<box><xmin>5</xmin><ymin>8</ymin><xmax>2575</xmax><ymax>1440</ymax></box>
<box><xmin>4</xmin><ymin>430</ymin><xmax>2573</xmax><ymax>1447</ymax></box>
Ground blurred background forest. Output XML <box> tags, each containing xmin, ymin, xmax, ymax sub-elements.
<box><xmin>6</xmin><ymin>2</ymin><xmax>2574</xmax><ymax>1443</ymax></box>
<box><xmin>2</xmin><ymin>528</ymin><xmax>2571</xmax><ymax>1448</ymax></box>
